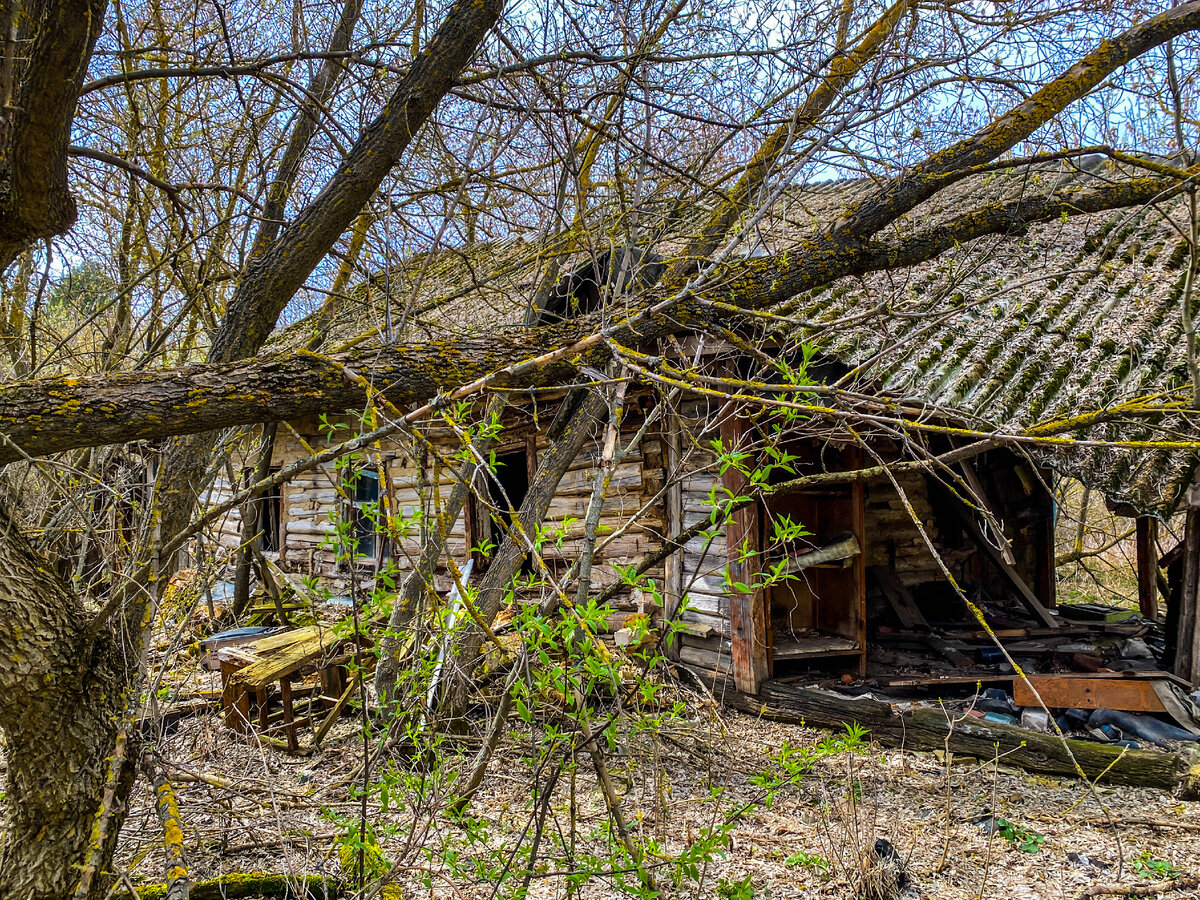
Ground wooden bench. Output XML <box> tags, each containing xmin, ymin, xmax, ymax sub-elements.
<box><xmin>218</xmin><ymin>625</ymin><xmax>371</xmax><ymax>751</ymax></box>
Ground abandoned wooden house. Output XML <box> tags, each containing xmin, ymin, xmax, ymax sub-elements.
<box><xmin>202</xmin><ymin>158</ymin><xmax>1200</xmax><ymax>703</ymax></box>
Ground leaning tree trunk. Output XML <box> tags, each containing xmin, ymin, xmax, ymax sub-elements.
<box><xmin>440</xmin><ymin>389</ymin><xmax>607</xmax><ymax>720</ymax></box>
<box><xmin>0</xmin><ymin>509</ymin><xmax>134</xmax><ymax>900</ymax></box>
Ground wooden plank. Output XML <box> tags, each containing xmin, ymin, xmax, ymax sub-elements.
<box><xmin>868</xmin><ymin>566</ymin><xmax>929</xmax><ymax>630</ymax></box>
<box><xmin>247</xmin><ymin>625</ymin><xmax>322</xmax><ymax>655</ymax></box>
<box><xmin>721</xmin><ymin>415</ymin><xmax>768</xmax><ymax>694</ymax></box>
<box><xmin>232</xmin><ymin>629</ymin><xmax>342</xmax><ymax>689</ymax></box>
<box><xmin>664</xmin><ymin>410</ymin><xmax>684</xmax><ymax>659</ymax></box>
<box><xmin>1034</xmin><ymin>468</ymin><xmax>1058</xmax><ymax>609</ymax></box>
<box><xmin>279</xmin><ymin>677</ymin><xmax>299</xmax><ymax>751</ymax></box>
<box><xmin>1178</xmin><ymin>508</ymin><xmax>1200</xmax><ymax>682</ymax></box>
<box><xmin>944</xmin><ymin>489</ymin><xmax>1059</xmax><ymax>629</ymax></box>
<box><xmin>1012</xmin><ymin>674</ymin><xmax>1169</xmax><ymax>713</ymax></box>
<box><xmin>886</xmin><ymin>675</ymin><xmax>1015</xmax><ymax>688</ymax></box>
<box><xmin>778</xmin><ymin>533</ymin><xmax>860</xmax><ymax>573</ymax></box>
<box><xmin>220</xmin><ymin>659</ymin><xmax>250</xmax><ymax>733</ymax></box>
<box><xmin>772</xmin><ymin>636</ymin><xmax>859</xmax><ymax>660</ymax></box>
<box><xmin>961</xmin><ymin>459</ymin><xmax>1015</xmax><ymax>564</ymax></box>
<box><xmin>852</xmin><ymin>476</ymin><xmax>867</xmax><ymax>678</ymax></box>
<box><xmin>1136</xmin><ymin>516</ymin><xmax>1160</xmax><ymax>621</ymax></box>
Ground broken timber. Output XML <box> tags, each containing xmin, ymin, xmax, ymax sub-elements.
<box><xmin>220</xmin><ymin>625</ymin><xmax>370</xmax><ymax>751</ymax></box>
<box><xmin>941</xmin><ymin>485</ymin><xmax>1059</xmax><ymax>629</ymax></box>
<box><xmin>713</xmin><ymin>678</ymin><xmax>1200</xmax><ymax>796</ymax></box>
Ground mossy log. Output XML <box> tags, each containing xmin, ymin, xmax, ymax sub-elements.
<box><xmin>117</xmin><ymin>872</ymin><xmax>343</xmax><ymax>900</ymax></box>
<box><xmin>718</xmin><ymin>679</ymin><xmax>1200</xmax><ymax>796</ymax></box>
<box><xmin>0</xmin><ymin>178</ymin><xmax>1183</xmax><ymax>468</ymax></box>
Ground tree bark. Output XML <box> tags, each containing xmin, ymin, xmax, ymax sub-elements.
<box><xmin>232</xmin><ymin>424</ymin><xmax>277</xmax><ymax>619</ymax></box>
<box><xmin>0</xmin><ymin>508</ymin><xmax>133</xmax><ymax>900</ymax></box>
<box><xmin>0</xmin><ymin>0</ymin><xmax>109</xmax><ymax>269</ymax></box>
<box><xmin>440</xmin><ymin>389</ymin><xmax>608</xmax><ymax>720</ymax></box>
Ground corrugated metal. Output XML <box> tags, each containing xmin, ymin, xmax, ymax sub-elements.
<box><xmin>767</xmin><ymin>169</ymin><xmax>1197</xmax><ymax>516</ymax></box>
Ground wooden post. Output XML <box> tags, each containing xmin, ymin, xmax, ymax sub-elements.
<box><xmin>720</xmin><ymin>415</ymin><xmax>768</xmax><ymax>694</ymax></box>
<box><xmin>1177</xmin><ymin>507</ymin><xmax>1200</xmax><ymax>684</ymax></box>
<box><xmin>1035</xmin><ymin>474</ymin><xmax>1057</xmax><ymax>609</ymax></box>
<box><xmin>279</xmin><ymin>676</ymin><xmax>298</xmax><ymax>751</ymax></box>
<box><xmin>851</xmin><ymin>470</ymin><xmax>867</xmax><ymax>677</ymax></box>
<box><xmin>1136</xmin><ymin>516</ymin><xmax>1160</xmax><ymax>621</ymax></box>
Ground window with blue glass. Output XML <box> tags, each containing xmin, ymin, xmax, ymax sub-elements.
<box><xmin>348</xmin><ymin>468</ymin><xmax>388</xmax><ymax>561</ymax></box>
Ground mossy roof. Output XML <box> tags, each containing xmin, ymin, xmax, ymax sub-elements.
<box><xmin>758</xmin><ymin>160</ymin><xmax>1197</xmax><ymax>517</ymax></box>
<box><xmin>274</xmin><ymin>157</ymin><xmax>1198</xmax><ymax>516</ymax></box>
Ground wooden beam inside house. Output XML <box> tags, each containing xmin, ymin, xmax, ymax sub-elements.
<box><xmin>941</xmin><ymin>484</ymin><xmax>1060</xmax><ymax>629</ymax></box>
<box><xmin>1178</xmin><ymin>504</ymin><xmax>1200</xmax><ymax>684</ymax></box>
<box><xmin>1136</xmin><ymin>516</ymin><xmax>1160</xmax><ymax>621</ymax></box>
<box><xmin>960</xmin><ymin>459</ymin><xmax>1016</xmax><ymax>565</ymax></box>
<box><xmin>869</xmin><ymin>565</ymin><xmax>929</xmax><ymax>630</ymax></box>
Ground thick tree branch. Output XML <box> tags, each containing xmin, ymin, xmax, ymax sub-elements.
<box><xmin>0</xmin><ymin>0</ymin><xmax>108</xmax><ymax>269</ymax></box>
<box><xmin>666</xmin><ymin>0</ymin><xmax>910</xmax><ymax>277</ymax></box>
<box><xmin>833</xmin><ymin>0</ymin><xmax>1200</xmax><ymax>239</ymax></box>
<box><xmin>210</xmin><ymin>0</ymin><xmax>504</xmax><ymax>363</ymax></box>
<box><xmin>0</xmin><ymin>175</ymin><xmax>1181</xmax><ymax>465</ymax></box>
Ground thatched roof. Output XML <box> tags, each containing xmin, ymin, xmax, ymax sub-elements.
<box><xmin>275</xmin><ymin>158</ymin><xmax>1199</xmax><ymax>516</ymax></box>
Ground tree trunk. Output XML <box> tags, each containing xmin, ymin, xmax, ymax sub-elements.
<box><xmin>0</xmin><ymin>510</ymin><xmax>133</xmax><ymax>900</ymax></box>
<box><xmin>440</xmin><ymin>389</ymin><xmax>607</xmax><ymax>720</ymax></box>
<box><xmin>232</xmin><ymin>424</ymin><xmax>277</xmax><ymax>619</ymax></box>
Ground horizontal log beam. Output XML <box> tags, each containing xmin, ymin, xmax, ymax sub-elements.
<box><xmin>717</xmin><ymin>678</ymin><xmax>1200</xmax><ymax>795</ymax></box>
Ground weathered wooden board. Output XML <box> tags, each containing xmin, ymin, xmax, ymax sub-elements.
<box><xmin>1012</xmin><ymin>674</ymin><xmax>1170</xmax><ymax>713</ymax></box>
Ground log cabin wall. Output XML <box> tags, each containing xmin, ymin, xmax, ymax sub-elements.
<box><xmin>203</xmin><ymin>403</ymin><xmax>667</xmax><ymax>620</ymax></box>
<box><xmin>862</xmin><ymin>473</ymin><xmax>969</xmax><ymax>588</ymax></box>
<box><xmin>206</xmin><ymin>418</ymin><xmax>470</xmax><ymax>583</ymax></box>
<box><xmin>672</xmin><ymin>396</ymin><xmax>734</xmax><ymax>684</ymax></box>
<box><xmin>666</xmin><ymin>409</ymin><xmax>1063</xmax><ymax>690</ymax></box>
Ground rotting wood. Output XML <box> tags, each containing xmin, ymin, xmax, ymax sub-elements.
<box><xmin>922</xmin><ymin>635</ymin><xmax>974</xmax><ymax>668</ymax></box>
<box><xmin>941</xmin><ymin>486</ymin><xmax>1059</xmax><ymax>629</ymax></box>
<box><xmin>721</xmin><ymin>414</ymin><xmax>769</xmax><ymax>694</ymax></box>
<box><xmin>1179</xmin><ymin>507</ymin><xmax>1200</xmax><ymax>682</ymax></box>
<box><xmin>112</xmin><ymin>872</ymin><xmax>343</xmax><ymax>900</ymax></box>
<box><xmin>663</xmin><ymin>407</ymin><xmax>684</xmax><ymax>658</ymax></box>
<box><xmin>869</xmin><ymin>566</ymin><xmax>929</xmax><ymax>630</ymax></box>
<box><xmin>1072</xmin><ymin>877</ymin><xmax>1200</xmax><ymax>900</ymax></box>
<box><xmin>960</xmin><ymin>458</ymin><xmax>1016</xmax><ymax>565</ymax></box>
<box><xmin>312</xmin><ymin>672</ymin><xmax>361</xmax><ymax>748</ymax></box>
<box><xmin>713</xmin><ymin>677</ymin><xmax>1200</xmax><ymax>795</ymax></box>
<box><xmin>778</xmin><ymin>532</ymin><xmax>861</xmax><ymax>573</ymax></box>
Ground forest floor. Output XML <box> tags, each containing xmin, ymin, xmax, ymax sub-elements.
<box><xmin>117</xmin><ymin>661</ymin><xmax>1200</xmax><ymax>900</ymax></box>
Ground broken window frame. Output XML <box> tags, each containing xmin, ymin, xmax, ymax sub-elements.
<box><xmin>343</xmin><ymin>466</ymin><xmax>390</xmax><ymax>567</ymax></box>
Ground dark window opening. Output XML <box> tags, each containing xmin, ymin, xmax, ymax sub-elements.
<box><xmin>349</xmin><ymin>469</ymin><xmax>388</xmax><ymax>561</ymax></box>
<box><xmin>540</xmin><ymin>248</ymin><xmax>663</xmax><ymax>324</ymax></box>
<box><xmin>259</xmin><ymin>473</ymin><xmax>283</xmax><ymax>553</ymax></box>
<box><xmin>473</xmin><ymin>445</ymin><xmax>534</xmax><ymax>573</ymax></box>
<box><xmin>491</xmin><ymin>447</ymin><xmax>531</xmax><ymax>539</ymax></box>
